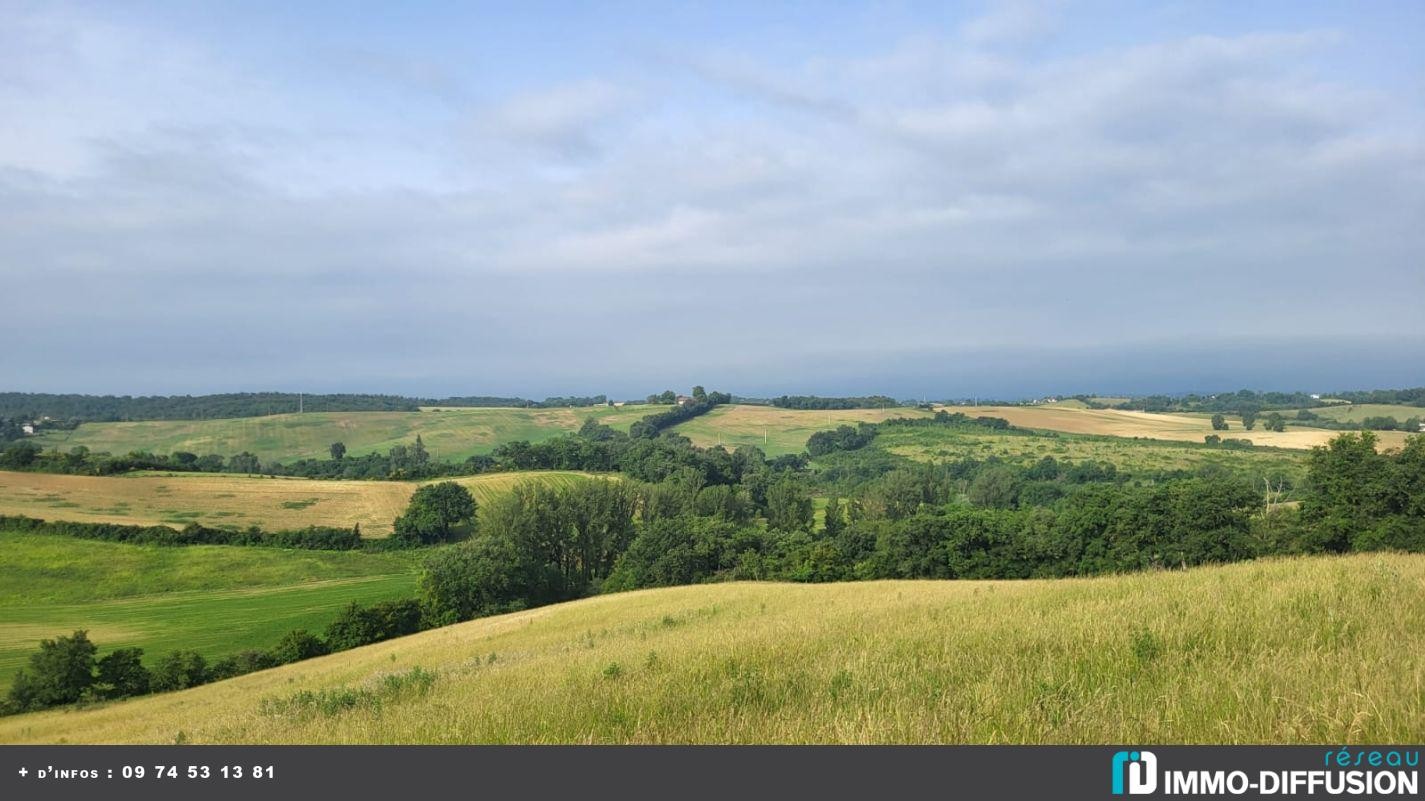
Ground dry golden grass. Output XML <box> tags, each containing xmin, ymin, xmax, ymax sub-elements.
<box><xmin>942</xmin><ymin>406</ymin><xmax>1410</xmax><ymax>451</ymax></box>
<box><xmin>672</xmin><ymin>405</ymin><xmax>934</xmax><ymax>455</ymax></box>
<box><xmin>3</xmin><ymin>553</ymin><xmax>1419</xmax><ymax>745</ymax></box>
<box><xmin>0</xmin><ymin>470</ymin><xmax>606</xmax><ymax>537</ymax></box>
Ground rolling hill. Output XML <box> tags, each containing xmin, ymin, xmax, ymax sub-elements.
<box><xmin>0</xmin><ymin>469</ymin><xmax>609</xmax><ymax>537</ymax></box>
<box><xmin>3</xmin><ymin>553</ymin><xmax>1419</xmax><ymax>744</ymax></box>
<box><xmin>28</xmin><ymin>406</ymin><xmax>654</xmax><ymax>464</ymax></box>
<box><xmin>0</xmin><ymin>530</ymin><xmax>423</xmax><ymax>691</ymax></box>
<box><xmin>937</xmin><ymin>405</ymin><xmax>1411</xmax><ymax>450</ymax></box>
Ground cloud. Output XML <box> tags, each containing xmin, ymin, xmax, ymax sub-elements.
<box><xmin>470</xmin><ymin>80</ymin><xmax>634</xmax><ymax>160</ymax></box>
<box><xmin>0</xmin><ymin>3</ymin><xmax>1421</xmax><ymax>395</ymax></box>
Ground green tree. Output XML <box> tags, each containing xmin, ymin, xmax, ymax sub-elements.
<box><xmin>1211</xmin><ymin>414</ymin><xmax>1228</xmax><ymax>431</ymax></box>
<box><xmin>1265</xmin><ymin>412</ymin><xmax>1286</xmax><ymax>432</ymax></box>
<box><xmin>765</xmin><ymin>476</ymin><xmax>813</xmax><ymax>532</ymax></box>
<box><xmin>691</xmin><ymin>385</ymin><xmax>707</xmax><ymax>401</ymax></box>
<box><xmin>968</xmin><ymin>465</ymin><xmax>1020</xmax><ymax>509</ymax></box>
<box><xmin>5</xmin><ymin>630</ymin><xmax>97</xmax><ymax>710</ymax></box>
<box><xmin>330</xmin><ymin>441</ymin><xmax>346</xmax><ymax>461</ymax></box>
<box><xmin>1241</xmin><ymin>410</ymin><xmax>1258</xmax><ymax>430</ymax></box>
<box><xmin>420</xmin><ymin>535</ymin><xmax>532</xmax><ymax>625</ymax></box>
<box><xmin>823</xmin><ymin>496</ymin><xmax>845</xmax><ymax>537</ymax></box>
<box><xmin>150</xmin><ymin>650</ymin><xmax>208</xmax><ymax>692</ymax></box>
<box><xmin>95</xmin><ymin>648</ymin><xmax>150</xmax><ymax>699</ymax></box>
<box><xmin>393</xmin><ymin>481</ymin><xmax>477</xmax><ymax>545</ymax></box>
<box><xmin>269</xmin><ymin>629</ymin><xmax>329</xmax><ymax>665</ymax></box>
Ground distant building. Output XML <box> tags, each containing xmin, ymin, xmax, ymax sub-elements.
<box><xmin>21</xmin><ymin>424</ymin><xmax>35</xmax><ymax>435</ymax></box>
<box><xmin>612</xmin><ymin>401</ymin><xmax>625</xmax><ymax>407</ymax></box>
<box><xmin>1310</xmin><ymin>394</ymin><xmax>1321</xmax><ymax>400</ymax></box>
<box><xmin>676</xmin><ymin>395</ymin><xmax>693</xmax><ymax>406</ymax></box>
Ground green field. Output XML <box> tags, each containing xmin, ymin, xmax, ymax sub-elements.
<box><xmin>3</xmin><ymin>553</ymin><xmax>1419</xmax><ymax>744</ymax></box>
<box><xmin>1292</xmin><ymin>404</ymin><xmax>1425</xmax><ymax>425</ymax></box>
<box><xmin>30</xmin><ymin>406</ymin><xmax>655</xmax><ymax>464</ymax></box>
<box><xmin>0</xmin><ymin>531</ymin><xmax>422</xmax><ymax>690</ymax></box>
<box><xmin>874</xmin><ymin>426</ymin><xmax>1308</xmax><ymax>482</ymax></box>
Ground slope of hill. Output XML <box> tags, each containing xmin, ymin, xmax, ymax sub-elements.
<box><xmin>28</xmin><ymin>406</ymin><xmax>654</xmax><ymax>464</ymax></box>
<box><xmin>939</xmin><ymin>406</ymin><xmax>1411</xmax><ymax>450</ymax></box>
<box><xmin>669</xmin><ymin>405</ymin><xmax>934</xmax><ymax>456</ymax></box>
<box><xmin>0</xmin><ymin>531</ymin><xmax>422</xmax><ymax>690</ymax></box>
<box><xmin>0</xmin><ymin>469</ymin><xmax>608</xmax><ymax>537</ymax></box>
<box><xmin>3</xmin><ymin>553</ymin><xmax>1418</xmax><ymax>744</ymax></box>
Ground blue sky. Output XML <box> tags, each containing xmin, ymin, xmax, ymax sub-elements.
<box><xmin>2</xmin><ymin>0</ymin><xmax>1422</xmax><ymax>399</ymax></box>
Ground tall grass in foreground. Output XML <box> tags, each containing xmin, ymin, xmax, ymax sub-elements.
<box><xmin>2</xmin><ymin>553</ymin><xmax>1421</xmax><ymax>744</ymax></box>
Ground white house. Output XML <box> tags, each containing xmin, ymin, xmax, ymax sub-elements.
<box><xmin>21</xmin><ymin>424</ymin><xmax>35</xmax><ymax>435</ymax></box>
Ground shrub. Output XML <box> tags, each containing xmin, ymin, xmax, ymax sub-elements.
<box><xmin>150</xmin><ymin>650</ymin><xmax>209</xmax><ymax>692</ymax></box>
<box><xmin>269</xmin><ymin>630</ymin><xmax>330</xmax><ymax>665</ymax></box>
<box><xmin>96</xmin><ymin>647</ymin><xmax>150</xmax><ymax>699</ymax></box>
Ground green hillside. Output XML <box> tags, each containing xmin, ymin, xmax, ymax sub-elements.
<box><xmin>30</xmin><ymin>406</ymin><xmax>654</xmax><ymax>463</ymax></box>
<box><xmin>3</xmin><ymin>553</ymin><xmax>1419</xmax><ymax>744</ymax></box>
<box><xmin>0</xmin><ymin>531</ymin><xmax>421</xmax><ymax>689</ymax></box>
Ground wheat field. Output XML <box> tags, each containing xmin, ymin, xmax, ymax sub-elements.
<box><xmin>0</xmin><ymin>469</ymin><xmax>607</xmax><ymax>537</ymax></box>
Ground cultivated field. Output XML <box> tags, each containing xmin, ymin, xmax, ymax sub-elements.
<box><xmin>1290</xmin><ymin>403</ymin><xmax>1425</xmax><ymax>425</ymax></box>
<box><xmin>0</xmin><ymin>531</ymin><xmax>421</xmax><ymax>690</ymax></box>
<box><xmin>670</xmin><ymin>405</ymin><xmax>934</xmax><ymax>456</ymax></box>
<box><xmin>3</xmin><ymin>553</ymin><xmax>1419</xmax><ymax>744</ymax></box>
<box><xmin>875</xmin><ymin>427</ymin><xmax>1308</xmax><ymax>481</ymax></box>
<box><xmin>0</xmin><ymin>470</ymin><xmax>607</xmax><ymax>537</ymax></box>
<box><xmin>941</xmin><ymin>406</ymin><xmax>1412</xmax><ymax>450</ymax></box>
<box><xmin>30</xmin><ymin>406</ymin><xmax>654</xmax><ymax>464</ymax></box>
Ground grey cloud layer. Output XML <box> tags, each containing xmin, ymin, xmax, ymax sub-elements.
<box><xmin>1</xmin><ymin>4</ymin><xmax>1421</xmax><ymax>396</ymax></box>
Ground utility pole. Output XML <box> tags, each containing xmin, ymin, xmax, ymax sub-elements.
<box><xmin>299</xmin><ymin>392</ymin><xmax>304</xmax><ymax>414</ymax></box>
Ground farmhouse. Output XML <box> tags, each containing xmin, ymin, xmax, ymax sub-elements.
<box><xmin>21</xmin><ymin>424</ymin><xmax>35</xmax><ymax>436</ymax></box>
<box><xmin>676</xmin><ymin>395</ymin><xmax>693</xmax><ymax>406</ymax></box>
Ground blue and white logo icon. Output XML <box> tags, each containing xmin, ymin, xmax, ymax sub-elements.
<box><xmin>1112</xmin><ymin>750</ymin><xmax>1159</xmax><ymax>795</ymax></box>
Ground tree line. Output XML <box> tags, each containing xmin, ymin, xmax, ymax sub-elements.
<box><xmin>772</xmin><ymin>395</ymin><xmax>902</xmax><ymax>410</ymax></box>
<box><xmin>2</xmin><ymin>596</ymin><xmax>426</xmax><ymax>715</ymax></box>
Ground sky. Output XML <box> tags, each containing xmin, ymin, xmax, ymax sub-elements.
<box><xmin>2</xmin><ymin>0</ymin><xmax>1422</xmax><ymax>400</ymax></box>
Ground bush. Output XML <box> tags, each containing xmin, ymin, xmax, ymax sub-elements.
<box><xmin>95</xmin><ymin>647</ymin><xmax>150</xmax><ymax>699</ymax></box>
<box><xmin>150</xmin><ymin>650</ymin><xmax>209</xmax><ymax>692</ymax></box>
<box><xmin>209</xmin><ymin>650</ymin><xmax>279</xmax><ymax>681</ymax></box>
<box><xmin>269</xmin><ymin>630</ymin><xmax>330</xmax><ymax>665</ymax></box>
<box><xmin>419</xmin><ymin>536</ymin><xmax>532</xmax><ymax>625</ymax></box>
<box><xmin>324</xmin><ymin>599</ymin><xmax>424</xmax><ymax>650</ymax></box>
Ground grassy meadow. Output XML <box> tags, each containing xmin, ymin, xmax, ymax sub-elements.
<box><xmin>30</xmin><ymin>406</ymin><xmax>654</xmax><ymax>464</ymax></box>
<box><xmin>875</xmin><ymin>426</ymin><xmax>1308</xmax><ymax>481</ymax></box>
<box><xmin>0</xmin><ymin>469</ymin><xmax>606</xmax><ymax>537</ymax></box>
<box><xmin>0</xmin><ymin>530</ymin><xmax>423</xmax><ymax>691</ymax></box>
<box><xmin>1291</xmin><ymin>403</ymin><xmax>1425</xmax><ymax>425</ymax></box>
<box><xmin>2</xmin><ymin>553</ymin><xmax>1419</xmax><ymax>745</ymax></box>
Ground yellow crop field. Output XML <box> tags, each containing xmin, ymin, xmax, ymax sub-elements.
<box><xmin>3</xmin><ymin>553</ymin><xmax>1419</xmax><ymax>745</ymax></box>
<box><xmin>942</xmin><ymin>406</ymin><xmax>1411</xmax><ymax>451</ymax></box>
<box><xmin>670</xmin><ymin>405</ymin><xmax>934</xmax><ymax>455</ymax></box>
<box><xmin>0</xmin><ymin>470</ymin><xmax>609</xmax><ymax>537</ymax></box>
